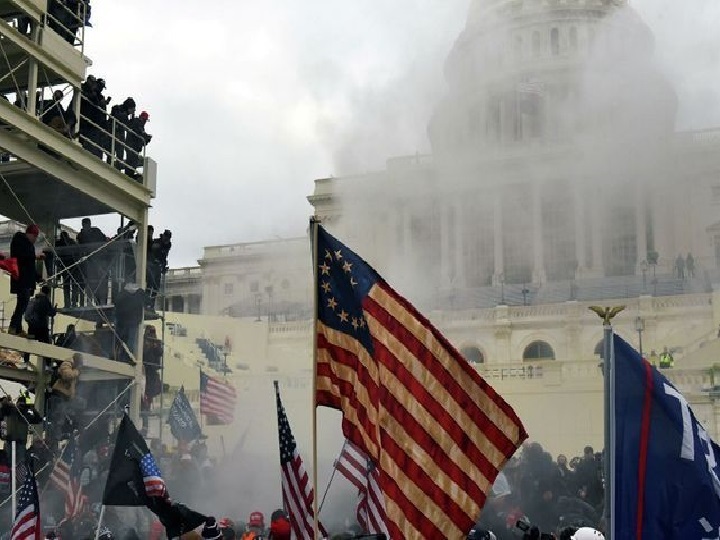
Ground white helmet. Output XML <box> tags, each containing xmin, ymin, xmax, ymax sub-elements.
<box><xmin>571</xmin><ymin>528</ymin><xmax>605</xmax><ymax>540</ymax></box>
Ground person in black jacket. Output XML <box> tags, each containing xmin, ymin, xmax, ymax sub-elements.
<box><xmin>125</xmin><ymin>110</ymin><xmax>151</xmax><ymax>178</ymax></box>
<box><xmin>9</xmin><ymin>224</ymin><xmax>42</xmax><ymax>336</ymax></box>
<box><xmin>26</xmin><ymin>285</ymin><xmax>57</xmax><ymax>343</ymax></box>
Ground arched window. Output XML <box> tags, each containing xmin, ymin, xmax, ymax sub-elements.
<box><xmin>550</xmin><ymin>28</ymin><xmax>560</xmax><ymax>56</ymax></box>
<box><xmin>461</xmin><ymin>346</ymin><xmax>485</xmax><ymax>364</ymax></box>
<box><xmin>594</xmin><ymin>340</ymin><xmax>604</xmax><ymax>357</ymax></box>
<box><xmin>532</xmin><ymin>31</ymin><xmax>541</xmax><ymax>57</ymax></box>
<box><xmin>569</xmin><ymin>27</ymin><xmax>578</xmax><ymax>51</ymax></box>
<box><xmin>523</xmin><ymin>341</ymin><xmax>556</xmax><ymax>361</ymax></box>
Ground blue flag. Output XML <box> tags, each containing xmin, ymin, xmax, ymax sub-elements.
<box><xmin>167</xmin><ymin>386</ymin><xmax>202</xmax><ymax>442</ymax></box>
<box><xmin>614</xmin><ymin>335</ymin><xmax>720</xmax><ymax>539</ymax></box>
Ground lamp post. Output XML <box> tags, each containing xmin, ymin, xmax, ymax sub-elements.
<box><xmin>499</xmin><ymin>273</ymin><xmax>506</xmax><ymax>306</ymax></box>
<box><xmin>522</xmin><ymin>283</ymin><xmax>529</xmax><ymax>306</ymax></box>
<box><xmin>635</xmin><ymin>315</ymin><xmax>645</xmax><ymax>358</ymax></box>
<box><xmin>589</xmin><ymin>305</ymin><xmax>626</xmax><ymax>540</ymax></box>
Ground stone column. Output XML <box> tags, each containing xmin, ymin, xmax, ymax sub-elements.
<box><xmin>403</xmin><ymin>205</ymin><xmax>412</xmax><ymax>261</ymax></box>
<box><xmin>532</xmin><ymin>182</ymin><xmax>546</xmax><ymax>283</ymax></box>
<box><xmin>440</xmin><ymin>203</ymin><xmax>451</xmax><ymax>288</ymax></box>
<box><xmin>454</xmin><ymin>199</ymin><xmax>465</xmax><ymax>287</ymax></box>
<box><xmin>574</xmin><ymin>183</ymin><xmax>586</xmax><ymax>277</ymax></box>
<box><xmin>183</xmin><ymin>294</ymin><xmax>190</xmax><ymax>314</ymax></box>
<box><xmin>636</xmin><ymin>182</ymin><xmax>648</xmax><ymax>272</ymax></box>
<box><xmin>493</xmin><ymin>189</ymin><xmax>504</xmax><ymax>284</ymax></box>
<box><xmin>591</xmin><ymin>189</ymin><xmax>604</xmax><ymax>276</ymax></box>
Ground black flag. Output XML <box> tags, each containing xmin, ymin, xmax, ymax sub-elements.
<box><xmin>102</xmin><ymin>415</ymin><xmax>207</xmax><ymax>537</ymax></box>
<box><xmin>167</xmin><ymin>386</ymin><xmax>202</xmax><ymax>442</ymax></box>
<box><xmin>102</xmin><ymin>414</ymin><xmax>152</xmax><ymax>506</ymax></box>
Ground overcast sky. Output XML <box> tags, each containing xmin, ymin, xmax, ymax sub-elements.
<box><xmin>58</xmin><ymin>1</ymin><xmax>720</xmax><ymax>266</ymax></box>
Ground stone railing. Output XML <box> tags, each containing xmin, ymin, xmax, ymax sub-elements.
<box><xmin>268</xmin><ymin>320</ymin><xmax>313</xmax><ymax>335</ymax></box>
<box><xmin>652</xmin><ymin>294</ymin><xmax>712</xmax><ymax>310</ymax></box>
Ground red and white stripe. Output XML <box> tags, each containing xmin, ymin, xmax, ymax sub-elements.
<box><xmin>49</xmin><ymin>457</ymin><xmax>86</xmax><ymax>519</ymax></box>
<box><xmin>281</xmin><ymin>451</ymin><xmax>326</xmax><ymax>540</ymax></box>
<box><xmin>201</xmin><ymin>375</ymin><xmax>237</xmax><ymax>424</ymax></box>
<box><xmin>10</xmin><ymin>502</ymin><xmax>39</xmax><ymax>540</ymax></box>
<box><xmin>336</xmin><ymin>441</ymin><xmax>389</xmax><ymax>537</ymax></box>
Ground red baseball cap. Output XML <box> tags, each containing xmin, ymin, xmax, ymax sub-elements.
<box><xmin>26</xmin><ymin>224</ymin><xmax>39</xmax><ymax>235</ymax></box>
<box><xmin>248</xmin><ymin>511</ymin><xmax>264</xmax><ymax>527</ymax></box>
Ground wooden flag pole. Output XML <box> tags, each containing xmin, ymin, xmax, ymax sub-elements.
<box><xmin>310</xmin><ymin>216</ymin><xmax>320</xmax><ymax>540</ymax></box>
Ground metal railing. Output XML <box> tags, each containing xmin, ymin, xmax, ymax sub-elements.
<box><xmin>76</xmin><ymin>94</ymin><xmax>149</xmax><ymax>179</ymax></box>
<box><xmin>44</xmin><ymin>0</ymin><xmax>88</xmax><ymax>54</ymax></box>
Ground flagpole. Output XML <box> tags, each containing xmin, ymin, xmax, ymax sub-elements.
<box><xmin>94</xmin><ymin>505</ymin><xmax>106</xmax><ymax>540</ymax></box>
<box><xmin>589</xmin><ymin>305</ymin><xmax>624</xmax><ymax>540</ymax></box>
<box><xmin>310</xmin><ymin>216</ymin><xmax>320</xmax><ymax>540</ymax></box>
<box><xmin>10</xmin><ymin>440</ymin><xmax>16</xmax><ymax>519</ymax></box>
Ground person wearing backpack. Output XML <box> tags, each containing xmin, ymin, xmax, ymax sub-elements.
<box><xmin>25</xmin><ymin>285</ymin><xmax>57</xmax><ymax>343</ymax></box>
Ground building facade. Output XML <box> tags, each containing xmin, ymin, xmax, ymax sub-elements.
<box><xmin>160</xmin><ymin>0</ymin><xmax>720</xmax><ymax>456</ymax></box>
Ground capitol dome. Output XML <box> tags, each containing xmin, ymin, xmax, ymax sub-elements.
<box><xmin>428</xmin><ymin>0</ymin><xmax>676</xmax><ymax>157</ymax></box>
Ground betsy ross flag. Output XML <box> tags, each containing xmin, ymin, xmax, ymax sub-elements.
<box><xmin>274</xmin><ymin>381</ymin><xmax>326</xmax><ymax>540</ymax></box>
<box><xmin>49</xmin><ymin>439</ymin><xmax>87</xmax><ymax>520</ymax></box>
<box><xmin>335</xmin><ymin>441</ymin><xmax>389</xmax><ymax>537</ymax></box>
<box><xmin>314</xmin><ymin>223</ymin><xmax>527</xmax><ymax>538</ymax></box>
<box><xmin>200</xmin><ymin>370</ymin><xmax>237</xmax><ymax>425</ymax></box>
<box><xmin>614</xmin><ymin>335</ymin><xmax>720</xmax><ymax>539</ymax></box>
<box><xmin>10</xmin><ymin>460</ymin><xmax>40</xmax><ymax>540</ymax></box>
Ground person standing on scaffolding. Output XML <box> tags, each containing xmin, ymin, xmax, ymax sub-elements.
<box><xmin>8</xmin><ymin>224</ymin><xmax>42</xmax><ymax>337</ymax></box>
<box><xmin>77</xmin><ymin>218</ymin><xmax>108</xmax><ymax>306</ymax></box>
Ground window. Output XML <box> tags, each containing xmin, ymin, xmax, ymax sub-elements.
<box><xmin>224</xmin><ymin>283</ymin><xmax>234</xmax><ymax>295</ymax></box>
<box><xmin>523</xmin><ymin>341</ymin><xmax>556</xmax><ymax>361</ymax></box>
<box><xmin>550</xmin><ymin>28</ymin><xmax>560</xmax><ymax>56</ymax></box>
<box><xmin>594</xmin><ymin>340</ymin><xmax>604</xmax><ymax>358</ymax></box>
<box><xmin>569</xmin><ymin>27</ymin><xmax>578</xmax><ymax>52</ymax></box>
<box><xmin>249</xmin><ymin>281</ymin><xmax>259</xmax><ymax>293</ymax></box>
<box><xmin>532</xmin><ymin>31</ymin><xmax>541</xmax><ymax>57</ymax></box>
<box><xmin>461</xmin><ymin>346</ymin><xmax>485</xmax><ymax>364</ymax></box>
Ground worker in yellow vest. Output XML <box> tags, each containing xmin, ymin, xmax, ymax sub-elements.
<box><xmin>659</xmin><ymin>347</ymin><xmax>674</xmax><ymax>369</ymax></box>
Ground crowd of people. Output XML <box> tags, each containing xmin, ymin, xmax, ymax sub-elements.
<box><xmin>472</xmin><ymin>442</ymin><xmax>606</xmax><ymax>539</ymax></box>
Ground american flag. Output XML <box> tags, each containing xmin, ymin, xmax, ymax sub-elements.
<box><xmin>314</xmin><ymin>224</ymin><xmax>528</xmax><ymax>538</ymax></box>
<box><xmin>139</xmin><ymin>453</ymin><xmax>167</xmax><ymax>499</ymax></box>
<box><xmin>274</xmin><ymin>381</ymin><xmax>326</xmax><ymax>540</ymax></box>
<box><xmin>200</xmin><ymin>370</ymin><xmax>236</xmax><ymax>424</ymax></box>
<box><xmin>10</xmin><ymin>462</ymin><xmax>40</xmax><ymax>540</ymax></box>
<box><xmin>49</xmin><ymin>440</ymin><xmax>87</xmax><ymax>520</ymax></box>
<box><xmin>335</xmin><ymin>441</ymin><xmax>389</xmax><ymax>537</ymax></box>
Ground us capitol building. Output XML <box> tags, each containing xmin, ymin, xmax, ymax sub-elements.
<box><xmin>160</xmin><ymin>0</ymin><xmax>720</xmax><ymax>456</ymax></box>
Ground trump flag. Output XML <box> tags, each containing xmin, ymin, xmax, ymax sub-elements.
<box><xmin>614</xmin><ymin>335</ymin><xmax>720</xmax><ymax>539</ymax></box>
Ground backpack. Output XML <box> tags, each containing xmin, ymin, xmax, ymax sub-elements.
<box><xmin>24</xmin><ymin>296</ymin><xmax>40</xmax><ymax>326</ymax></box>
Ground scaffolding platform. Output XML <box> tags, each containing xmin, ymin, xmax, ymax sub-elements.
<box><xmin>55</xmin><ymin>305</ymin><xmax>161</xmax><ymax>324</ymax></box>
<box><xmin>0</xmin><ymin>331</ymin><xmax>134</xmax><ymax>382</ymax></box>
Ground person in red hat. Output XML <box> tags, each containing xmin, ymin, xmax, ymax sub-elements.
<box><xmin>8</xmin><ymin>223</ymin><xmax>42</xmax><ymax>337</ymax></box>
<box><xmin>241</xmin><ymin>512</ymin><xmax>265</xmax><ymax>540</ymax></box>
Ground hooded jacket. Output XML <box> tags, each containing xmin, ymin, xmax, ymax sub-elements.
<box><xmin>52</xmin><ymin>354</ymin><xmax>81</xmax><ymax>398</ymax></box>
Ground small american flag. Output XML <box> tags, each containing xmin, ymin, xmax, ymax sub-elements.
<box><xmin>139</xmin><ymin>453</ymin><xmax>167</xmax><ymax>499</ymax></box>
<box><xmin>275</xmin><ymin>381</ymin><xmax>326</xmax><ymax>540</ymax></box>
<box><xmin>49</xmin><ymin>440</ymin><xmax>87</xmax><ymax>520</ymax></box>
<box><xmin>336</xmin><ymin>441</ymin><xmax>389</xmax><ymax>537</ymax></box>
<box><xmin>10</xmin><ymin>462</ymin><xmax>40</xmax><ymax>540</ymax></box>
<box><xmin>200</xmin><ymin>370</ymin><xmax>236</xmax><ymax>425</ymax></box>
